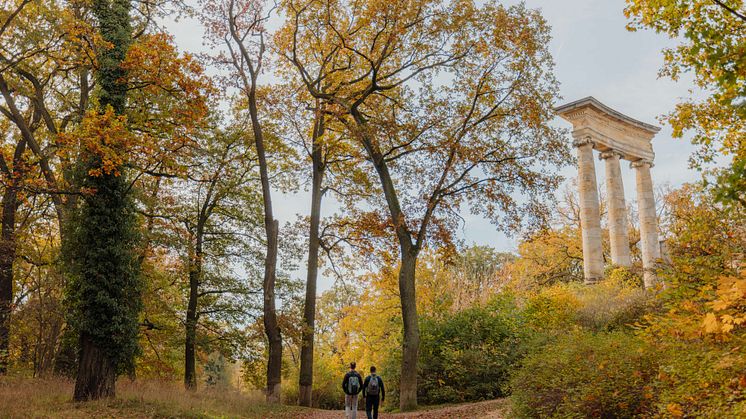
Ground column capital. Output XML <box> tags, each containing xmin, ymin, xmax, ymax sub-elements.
<box><xmin>572</xmin><ymin>137</ymin><xmax>594</xmax><ymax>148</ymax></box>
<box><xmin>630</xmin><ymin>159</ymin><xmax>654</xmax><ymax>169</ymax></box>
<box><xmin>599</xmin><ymin>150</ymin><xmax>623</xmax><ymax>160</ymax></box>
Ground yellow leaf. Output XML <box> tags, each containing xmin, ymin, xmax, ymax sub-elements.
<box><xmin>667</xmin><ymin>403</ymin><xmax>684</xmax><ymax>418</ymax></box>
<box><xmin>712</xmin><ymin>300</ymin><xmax>730</xmax><ymax>311</ymax></box>
<box><xmin>703</xmin><ymin>312</ymin><xmax>720</xmax><ymax>333</ymax></box>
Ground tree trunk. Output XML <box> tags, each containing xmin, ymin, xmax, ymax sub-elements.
<box><xmin>398</xmin><ymin>251</ymin><xmax>420</xmax><ymax>411</ymax></box>
<box><xmin>184</xmin><ymin>256</ymin><xmax>200</xmax><ymax>389</ymax></box>
<box><xmin>351</xmin><ymin>109</ymin><xmax>421</xmax><ymax>411</ymax></box>
<box><xmin>264</xmin><ymin>219</ymin><xmax>282</xmax><ymax>402</ymax></box>
<box><xmin>247</xmin><ymin>81</ymin><xmax>282</xmax><ymax>403</ymax></box>
<box><xmin>0</xmin><ymin>186</ymin><xmax>18</xmax><ymax>374</ymax></box>
<box><xmin>74</xmin><ymin>332</ymin><xmax>116</xmax><ymax>401</ymax></box>
<box><xmin>299</xmin><ymin>115</ymin><xmax>325</xmax><ymax>407</ymax></box>
<box><xmin>70</xmin><ymin>0</ymin><xmax>138</xmax><ymax>402</ymax></box>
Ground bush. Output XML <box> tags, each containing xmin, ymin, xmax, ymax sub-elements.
<box><xmin>510</xmin><ymin>331</ymin><xmax>657</xmax><ymax>418</ymax></box>
<box><xmin>651</xmin><ymin>340</ymin><xmax>746</xmax><ymax>417</ymax></box>
<box><xmin>417</xmin><ymin>295</ymin><xmax>525</xmax><ymax>404</ymax></box>
<box><xmin>522</xmin><ymin>285</ymin><xmax>580</xmax><ymax>334</ymax></box>
<box><xmin>573</xmin><ymin>276</ymin><xmax>653</xmax><ymax>332</ymax></box>
<box><xmin>523</xmin><ymin>277</ymin><xmax>654</xmax><ymax>335</ymax></box>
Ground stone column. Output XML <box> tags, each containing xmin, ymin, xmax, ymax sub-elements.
<box><xmin>600</xmin><ymin>150</ymin><xmax>631</xmax><ymax>267</ymax></box>
<box><xmin>631</xmin><ymin>159</ymin><xmax>660</xmax><ymax>288</ymax></box>
<box><xmin>575</xmin><ymin>138</ymin><xmax>604</xmax><ymax>283</ymax></box>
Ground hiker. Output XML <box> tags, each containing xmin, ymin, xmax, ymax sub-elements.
<box><xmin>362</xmin><ymin>366</ymin><xmax>385</xmax><ymax>419</ymax></box>
<box><xmin>342</xmin><ymin>362</ymin><xmax>363</xmax><ymax>419</ymax></box>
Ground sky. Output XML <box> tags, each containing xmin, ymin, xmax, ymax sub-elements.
<box><xmin>161</xmin><ymin>1</ymin><xmax>708</xmax><ymax>291</ymax></box>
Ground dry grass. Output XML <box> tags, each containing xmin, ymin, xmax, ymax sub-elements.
<box><xmin>0</xmin><ymin>376</ymin><xmax>308</xmax><ymax>418</ymax></box>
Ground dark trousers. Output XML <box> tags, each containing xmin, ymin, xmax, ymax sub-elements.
<box><xmin>365</xmin><ymin>395</ymin><xmax>380</xmax><ymax>419</ymax></box>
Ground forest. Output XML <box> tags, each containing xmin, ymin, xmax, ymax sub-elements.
<box><xmin>0</xmin><ymin>0</ymin><xmax>744</xmax><ymax>417</ymax></box>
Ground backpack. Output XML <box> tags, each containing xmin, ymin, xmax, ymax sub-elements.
<box><xmin>348</xmin><ymin>373</ymin><xmax>361</xmax><ymax>394</ymax></box>
<box><xmin>367</xmin><ymin>375</ymin><xmax>380</xmax><ymax>396</ymax></box>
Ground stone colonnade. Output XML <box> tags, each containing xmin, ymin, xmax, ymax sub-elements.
<box><xmin>556</xmin><ymin>97</ymin><xmax>661</xmax><ymax>288</ymax></box>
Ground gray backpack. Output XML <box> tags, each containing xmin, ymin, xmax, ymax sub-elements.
<box><xmin>367</xmin><ymin>375</ymin><xmax>380</xmax><ymax>396</ymax></box>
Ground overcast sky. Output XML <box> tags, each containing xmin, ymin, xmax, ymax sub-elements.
<box><xmin>161</xmin><ymin>1</ymin><xmax>709</xmax><ymax>290</ymax></box>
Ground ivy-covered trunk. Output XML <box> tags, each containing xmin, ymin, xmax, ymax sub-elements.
<box><xmin>70</xmin><ymin>0</ymin><xmax>142</xmax><ymax>401</ymax></box>
<box><xmin>71</xmin><ymin>167</ymin><xmax>142</xmax><ymax>400</ymax></box>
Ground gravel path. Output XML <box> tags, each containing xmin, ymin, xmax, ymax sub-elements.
<box><xmin>301</xmin><ymin>399</ymin><xmax>508</xmax><ymax>419</ymax></box>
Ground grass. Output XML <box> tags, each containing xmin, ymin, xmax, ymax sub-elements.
<box><xmin>0</xmin><ymin>376</ymin><xmax>308</xmax><ymax>418</ymax></box>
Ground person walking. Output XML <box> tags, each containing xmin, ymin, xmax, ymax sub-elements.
<box><xmin>362</xmin><ymin>366</ymin><xmax>385</xmax><ymax>419</ymax></box>
<box><xmin>342</xmin><ymin>362</ymin><xmax>363</xmax><ymax>419</ymax></box>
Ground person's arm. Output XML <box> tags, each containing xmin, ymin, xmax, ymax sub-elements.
<box><xmin>362</xmin><ymin>375</ymin><xmax>368</xmax><ymax>397</ymax></box>
<box><xmin>380</xmin><ymin>377</ymin><xmax>385</xmax><ymax>401</ymax></box>
<box><xmin>342</xmin><ymin>373</ymin><xmax>348</xmax><ymax>394</ymax></box>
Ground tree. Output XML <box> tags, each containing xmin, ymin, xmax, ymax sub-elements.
<box><xmin>0</xmin><ymin>0</ymin><xmax>190</xmax><ymax>375</ymax></box>
<box><xmin>280</xmin><ymin>0</ymin><xmax>566</xmax><ymax>408</ymax></box>
<box><xmin>0</xmin><ymin>101</ymin><xmax>29</xmax><ymax>374</ymax></box>
<box><xmin>202</xmin><ymin>0</ymin><xmax>284</xmax><ymax>402</ymax></box>
<box><xmin>261</xmin><ymin>85</ymin><xmax>330</xmax><ymax>406</ymax></box>
<box><xmin>634</xmin><ymin>182</ymin><xmax>746</xmax><ymax>416</ymax></box>
<box><xmin>7</xmin><ymin>199</ymin><xmax>67</xmax><ymax>377</ymax></box>
<box><xmin>66</xmin><ymin>0</ymin><xmax>143</xmax><ymax>400</ymax></box>
<box><xmin>175</xmin><ymin>127</ymin><xmax>262</xmax><ymax>389</ymax></box>
<box><xmin>0</xmin><ymin>0</ymin><xmax>95</xmax><ymax>372</ymax></box>
<box><xmin>625</xmin><ymin>0</ymin><xmax>746</xmax><ymax>207</ymax></box>
<box><xmin>264</xmin><ymin>81</ymin><xmax>370</xmax><ymax>406</ymax></box>
<box><xmin>447</xmin><ymin>246</ymin><xmax>516</xmax><ymax>311</ymax></box>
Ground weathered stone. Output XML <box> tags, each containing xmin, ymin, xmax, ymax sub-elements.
<box><xmin>600</xmin><ymin>150</ymin><xmax>631</xmax><ymax>267</ymax></box>
<box><xmin>556</xmin><ymin>97</ymin><xmax>661</xmax><ymax>287</ymax></box>
<box><xmin>574</xmin><ymin>138</ymin><xmax>604</xmax><ymax>283</ymax></box>
<box><xmin>631</xmin><ymin>159</ymin><xmax>660</xmax><ymax>288</ymax></box>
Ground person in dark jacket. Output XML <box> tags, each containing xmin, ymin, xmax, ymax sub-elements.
<box><xmin>362</xmin><ymin>366</ymin><xmax>385</xmax><ymax>419</ymax></box>
<box><xmin>342</xmin><ymin>362</ymin><xmax>363</xmax><ymax>419</ymax></box>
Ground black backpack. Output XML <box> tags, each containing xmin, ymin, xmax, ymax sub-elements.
<box><xmin>367</xmin><ymin>375</ymin><xmax>380</xmax><ymax>396</ymax></box>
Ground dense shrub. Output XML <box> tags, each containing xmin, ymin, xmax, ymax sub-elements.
<box><xmin>417</xmin><ymin>295</ymin><xmax>525</xmax><ymax>404</ymax></box>
<box><xmin>573</xmin><ymin>275</ymin><xmax>653</xmax><ymax>332</ymax></box>
<box><xmin>510</xmin><ymin>331</ymin><xmax>657</xmax><ymax>418</ymax></box>
<box><xmin>522</xmin><ymin>285</ymin><xmax>580</xmax><ymax>333</ymax></box>
<box><xmin>523</xmin><ymin>277</ymin><xmax>653</xmax><ymax>335</ymax></box>
<box><xmin>650</xmin><ymin>340</ymin><xmax>746</xmax><ymax>417</ymax></box>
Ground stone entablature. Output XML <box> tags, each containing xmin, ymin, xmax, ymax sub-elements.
<box><xmin>556</xmin><ymin>97</ymin><xmax>660</xmax><ymax>162</ymax></box>
<box><xmin>555</xmin><ymin>97</ymin><xmax>661</xmax><ymax>289</ymax></box>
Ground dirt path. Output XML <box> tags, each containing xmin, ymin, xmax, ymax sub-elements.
<box><xmin>303</xmin><ymin>399</ymin><xmax>508</xmax><ymax>419</ymax></box>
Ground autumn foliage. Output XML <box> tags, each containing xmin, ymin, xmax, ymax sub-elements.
<box><xmin>1</xmin><ymin>0</ymin><xmax>745</xmax><ymax>417</ymax></box>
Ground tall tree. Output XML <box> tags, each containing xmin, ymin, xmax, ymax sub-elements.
<box><xmin>66</xmin><ymin>0</ymin><xmax>142</xmax><ymax>400</ymax></box>
<box><xmin>202</xmin><ymin>0</ymin><xmax>283</xmax><ymax>401</ymax></box>
<box><xmin>266</xmin><ymin>85</ymin><xmax>369</xmax><ymax>406</ymax></box>
<box><xmin>299</xmin><ymin>103</ymin><xmax>325</xmax><ymax>406</ymax></box>
<box><xmin>2</xmin><ymin>0</ymin><xmax>215</xmax><ymax>378</ymax></box>
<box><xmin>0</xmin><ymin>0</ymin><xmax>96</xmax><ymax>374</ymax></box>
<box><xmin>625</xmin><ymin>0</ymin><xmax>746</xmax><ymax>207</ymax></box>
<box><xmin>281</xmin><ymin>0</ymin><xmax>567</xmax><ymax>409</ymax></box>
<box><xmin>0</xmin><ymin>2</ymin><xmax>33</xmax><ymax>370</ymax></box>
<box><xmin>0</xmin><ymin>130</ymin><xmax>28</xmax><ymax>374</ymax></box>
<box><xmin>176</xmin><ymin>127</ymin><xmax>262</xmax><ymax>389</ymax></box>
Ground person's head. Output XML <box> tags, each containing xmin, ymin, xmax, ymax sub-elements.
<box><xmin>350</xmin><ymin>362</ymin><xmax>356</xmax><ymax>370</ymax></box>
<box><xmin>370</xmin><ymin>366</ymin><xmax>376</xmax><ymax>375</ymax></box>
